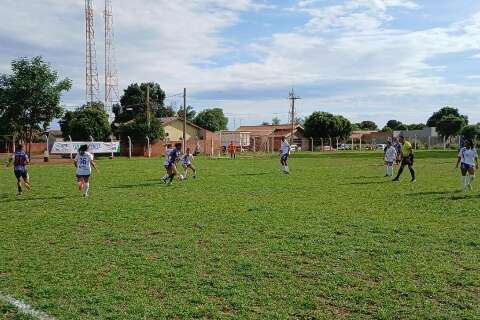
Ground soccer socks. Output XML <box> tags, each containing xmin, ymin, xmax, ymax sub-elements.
<box><xmin>183</xmin><ymin>171</ymin><xmax>188</xmax><ymax>178</ymax></box>
<box><xmin>285</xmin><ymin>166</ymin><xmax>289</xmax><ymax>173</ymax></box>
<box><xmin>83</xmin><ymin>182</ymin><xmax>90</xmax><ymax>196</ymax></box>
<box><xmin>393</xmin><ymin>166</ymin><xmax>404</xmax><ymax>180</ymax></box>
<box><xmin>168</xmin><ymin>173</ymin><xmax>176</xmax><ymax>183</ymax></box>
<box><xmin>461</xmin><ymin>176</ymin><xmax>468</xmax><ymax>190</ymax></box>
<box><xmin>468</xmin><ymin>175</ymin><xmax>475</xmax><ymax>189</ymax></box>
<box><xmin>17</xmin><ymin>183</ymin><xmax>22</xmax><ymax>194</ymax></box>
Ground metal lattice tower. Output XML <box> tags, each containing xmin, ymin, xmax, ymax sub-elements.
<box><xmin>104</xmin><ymin>0</ymin><xmax>119</xmax><ymax>117</ymax></box>
<box><xmin>85</xmin><ymin>0</ymin><xmax>100</xmax><ymax>105</ymax></box>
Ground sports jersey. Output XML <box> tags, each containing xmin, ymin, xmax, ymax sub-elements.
<box><xmin>459</xmin><ymin>147</ymin><xmax>478</xmax><ymax>166</ymax></box>
<box><xmin>182</xmin><ymin>154</ymin><xmax>193</xmax><ymax>165</ymax></box>
<box><xmin>280</xmin><ymin>140</ymin><xmax>290</xmax><ymax>155</ymax></box>
<box><xmin>167</xmin><ymin>149</ymin><xmax>181</xmax><ymax>165</ymax></box>
<box><xmin>402</xmin><ymin>141</ymin><xmax>413</xmax><ymax>156</ymax></box>
<box><xmin>384</xmin><ymin>146</ymin><xmax>397</xmax><ymax>163</ymax></box>
<box><xmin>12</xmin><ymin>151</ymin><xmax>29</xmax><ymax>172</ymax></box>
<box><xmin>75</xmin><ymin>152</ymin><xmax>94</xmax><ymax>176</ymax></box>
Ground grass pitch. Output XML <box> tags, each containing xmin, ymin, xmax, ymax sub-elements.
<box><xmin>0</xmin><ymin>151</ymin><xmax>479</xmax><ymax>319</ymax></box>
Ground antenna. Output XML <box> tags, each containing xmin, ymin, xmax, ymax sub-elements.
<box><xmin>85</xmin><ymin>0</ymin><xmax>100</xmax><ymax>106</ymax></box>
<box><xmin>104</xmin><ymin>0</ymin><xmax>120</xmax><ymax>120</ymax></box>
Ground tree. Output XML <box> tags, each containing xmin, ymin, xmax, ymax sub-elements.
<box><xmin>383</xmin><ymin>120</ymin><xmax>403</xmax><ymax>131</ymax></box>
<box><xmin>60</xmin><ymin>102</ymin><xmax>111</xmax><ymax>141</ymax></box>
<box><xmin>357</xmin><ymin>121</ymin><xmax>378</xmax><ymax>130</ymax></box>
<box><xmin>118</xmin><ymin>113</ymin><xmax>164</xmax><ymax>143</ymax></box>
<box><xmin>117</xmin><ymin>82</ymin><xmax>173</xmax><ymax>122</ymax></box>
<box><xmin>436</xmin><ymin>115</ymin><xmax>466</xmax><ymax>140</ymax></box>
<box><xmin>427</xmin><ymin>107</ymin><xmax>468</xmax><ymax>127</ymax></box>
<box><xmin>177</xmin><ymin>105</ymin><xmax>196</xmax><ymax>122</ymax></box>
<box><xmin>304</xmin><ymin>111</ymin><xmax>352</xmax><ymax>139</ymax></box>
<box><xmin>0</xmin><ymin>56</ymin><xmax>71</xmax><ymax>153</ymax></box>
<box><xmin>272</xmin><ymin>117</ymin><xmax>281</xmax><ymax>125</ymax></box>
<box><xmin>193</xmin><ymin>108</ymin><xmax>228</xmax><ymax>132</ymax></box>
<box><xmin>407</xmin><ymin>123</ymin><xmax>427</xmax><ymax>130</ymax></box>
<box><xmin>261</xmin><ymin>121</ymin><xmax>270</xmax><ymax>125</ymax></box>
<box><xmin>460</xmin><ymin>124</ymin><xmax>480</xmax><ymax>141</ymax></box>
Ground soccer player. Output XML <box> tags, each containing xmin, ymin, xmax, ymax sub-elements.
<box><xmin>162</xmin><ymin>143</ymin><xmax>182</xmax><ymax>185</ymax></box>
<box><xmin>280</xmin><ymin>136</ymin><xmax>290</xmax><ymax>174</ymax></box>
<box><xmin>392</xmin><ymin>135</ymin><xmax>416</xmax><ymax>182</ymax></box>
<box><xmin>228</xmin><ymin>141</ymin><xmax>236</xmax><ymax>159</ymax></box>
<box><xmin>392</xmin><ymin>137</ymin><xmax>402</xmax><ymax>165</ymax></box>
<box><xmin>456</xmin><ymin>140</ymin><xmax>478</xmax><ymax>191</ymax></box>
<box><xmin>384</xmin><ymin>141</ymin><xmax>397</xmax><ymax>177</ymax></box>
<box><xmin>74</xmin><ymin>144</ymin><xmax>97</xmax><ymax>197</ymax></box>
<box><xmin>161</xmin><ymin>143</ymin><xmax>173</xmax><ymax>181</ymax></box>
<box><xmin>181</xmin><ymin>147</ymin><xmax>196</xmax><ymax>179</ymax></box>
<box><xmin>7</xmin><ymin>144</ymin><xmax>31</xmax><ymax>195</ymax></box>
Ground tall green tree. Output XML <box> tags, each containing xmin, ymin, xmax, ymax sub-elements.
<box><xmin>436</xmin><ymin>115</ymin><xmax>466</xmax><ymax>140</ymax></box>
<box><xmin>60</xmin><ymin>102</ymin><xmax>111</xmax><ymax>141</ymax></box>
<box><xmin>177</xmin><ymin>105</ymin><xmax>196</xmax><ymax>122</ymax></box>
<box><xmin>357</xmin><ymin>121</ymin><xmax>378</xmax><ymax>130</ymax></box>
<box><xmin>193</xmin><ymin>108</ymin><xmax>228</xmax><ymax>132</ymax></box>
<box><xmin>383</xmin><ymin>120</ymin><xmax>403</xmax><ymax>131</ymax></box>
<box><xmin>118</xmin><ymin>113</ymin><xmax>164</xmax><ymax>143</ymax></box>
<box><xmin>427</xmin><ymin>107</ymin><xmax>468</xmax><ymax>127</ymax></box>
<box><xmin>460</xmin><ymin>124</ymin><xmax>480</xmax><ymax>141</ymax></box>
<box><xmin>117</xmin><ymin>82</ymin><xmax>173</xmax><ymax>122</ymax></box>
<box><xmin>304</xmin><ymin>111</ymin><xmax>352</xmax><ymax>139</ymax></box>
<box><xmin>272</xmin><ymin>117</ymin><xmax>281</xmax><ymax>125</ymax></box>
<box><xmin>406</xmin><ymin>123</ymin><xmax>427</xmax><ymax>130</ymax></box>
<box><xmin>0</xmin><ymin>56</ymin><xmax>71</xmax><ymax>152</ymax></box>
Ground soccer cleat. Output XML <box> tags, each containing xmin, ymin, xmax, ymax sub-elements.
<box><xmin>411</xmin><ymin>179</ymin><xmax>416</xmax><ymax>183</ymax></box>
<box><xmin>16</xmin><ymin>192</ymin><xmax>22</xmax><ymax>196</ymax></box>
<box><xmin>392</xmin><ymin>178</ymin><xmax>399</xmax><ymax>182</ymax></box>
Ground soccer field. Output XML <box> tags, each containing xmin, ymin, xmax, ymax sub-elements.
<box><xmin>0</xmin><ymin>151</ymin><xmax>479</xmax><ymax>319</ymax></box>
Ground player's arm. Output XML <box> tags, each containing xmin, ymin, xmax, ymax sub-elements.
<box><xmin>455</xmin><ymin>153</ymin><xmax>461</xmax><ymax>168</ymax></box>
<box><xmin>91</xmin><ymin>160</ymin><xmax>98</xmax><ymax>171</ymax></box>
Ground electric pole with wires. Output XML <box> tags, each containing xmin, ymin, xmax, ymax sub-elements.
<box><xmin>183</xmin><ymin>88</ymin><xmax>187</xmax><ymax>153</ymax></box>
<box><xmin>288</xmin><ymin>89</ymin><xmax>301</xmax><ymax>144</ymax></box>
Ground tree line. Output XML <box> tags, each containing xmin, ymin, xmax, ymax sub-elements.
<box><xmin>1</xmin><ymin>57</ymin><xmax>479</xmax><ymax>150</ymax></box>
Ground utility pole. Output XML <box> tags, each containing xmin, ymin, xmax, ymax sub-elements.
<box><xmin>288</xmin><ymin>89</ymin><xmax>301</xmax><ymax>144</ymax></box>
<box><xmin>183</xmin><ymin>88</ymin><xmax>187</xmax><ymax>153</ymax></box>
<box><xmin>146</xmin><ymin>85</ymin><xmax>150</xmax><ymax>128</ymax></box>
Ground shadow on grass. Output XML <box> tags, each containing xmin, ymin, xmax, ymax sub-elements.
<box><xmin>341</xmin><ymin>180</ymin><xmax>390</xmax><ymax>185</ymax></box>
<box><xmin>232</xmin><ymin>172</ymin><xmax>270</xmax><ymax>177</ymax></box>
<box><xmin>407</xmin><ymin>191</ymin><xmax>454</xmax><ymax>197</ymax></box>
<box><xmin>0</xmin><ymin>195</ymin><xmax>75</xmax><ymax>203</ymax></box>
<box><xmin>111</xmin><ymin>181</ymin><xmax>161</xmax><ymax>189</ymax></box>
<box><xmin>449</xmin><ymin>194</ymin><xmax>480</xmax><ymax>200</ymax></box>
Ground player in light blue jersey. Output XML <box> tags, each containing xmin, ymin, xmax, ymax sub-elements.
<box><xmin>7</xmin><ymin>144</ymin><xmax>31</xmax><ymax>195</ymax></box>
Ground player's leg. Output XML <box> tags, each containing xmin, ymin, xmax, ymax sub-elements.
<box><xmin>168</xmin><ymin>166</ymin><xmax>177</xmax><ymax>184</ymax></box>
<box><xmin>407</xmin><ymin>156</ymin><xmax>416</xmax><ymax>182</ymax></box>
<box><xmin>22</xmin><ymin>172</ymin><xmax>32</xmax><ymax>191</ymax></box>
<box><xmin>467</xmin><ymin>166</ymin><xmax>475</xmax><ymax>190</ymax></box>
<box><xmin>460</xmin><ymin>166</ymin><xmax>468</xmax><ymax>190</ymax></box>
<box><xmin>14</xmin><ymin>171</ymin><xmax>22</xmax><ymax>195</ymax></box>
<box><xmin>189</xmin><ymin>164</ymin><xmax>197</xmax><ymax>178</ymax></box>
<box><xmin>384</xmin><ymin>162</ymin><xmax>389</xmax><ymax>177</ymax></box>
<box><xmin>83</xmin><ymin>176</ymin><xmax>90</xmax><ymax>196</ymax></box>
<box><xmin>392</xmin><ymin>160</ymin><xmax>405</xmax><ymax>181</ymax></box>
<box><xmin>182</xmin><ymin>164</ymin><xmax>189</xmax><ymax>179</ymax></box>
<box><xmin>284</xmin><ymin>157</ymin><xmax>289</xmax><ymax>174</ymax></box>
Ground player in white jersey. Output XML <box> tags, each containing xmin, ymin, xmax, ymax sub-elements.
<box><xmin>455</xmin><ymin>140</ymin><xmax>478</xmax><ymax>191</ymax></box>
<box><xmin>181</xmin><ymin>147</ymin><xmax>196</xmax><ymax>179</ymax></box>
<box><xmin>280</xmin><ymin>136</ymin><xmax>290</xmax><ymax>174</ymax></box>
<box><xmin>74</xmin><ymin>144</ymin><xmax>97</xmax><ymax>197</ymax></box>
<box><xmin>384</xmin><ymin>141</ymin><xmax>397</xmax><ymax>177</ymax></box>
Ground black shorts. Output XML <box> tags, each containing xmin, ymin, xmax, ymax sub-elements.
<box><xmin>402</xmin><ymin>155</ymin><xmax>414</xmax><ymax>166</ymax></box>
<box><xmin>14</xmin><ymin>170</ymin><xmax>28</xmax><ymax>180</ymax></box>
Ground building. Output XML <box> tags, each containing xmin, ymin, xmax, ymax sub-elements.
<box><xmin>350</xmin><ymin>130</ymin><xmax>392</xmax><ymax>144</ymax></box>
<box><xmin>236</xmin><ymin>124</ymin><xmax>308</xmax><ymax>151</ymax></box>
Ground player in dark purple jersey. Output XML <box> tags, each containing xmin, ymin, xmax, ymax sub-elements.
<box><xmin>7</xmin><ymin>144</ymin><xmax>32</xmax><ymax>195</ymax></box>
<box><xmin>161</xmin><ymin>143</ymin><xmax>182</xmax><ymax>185</ymax></box>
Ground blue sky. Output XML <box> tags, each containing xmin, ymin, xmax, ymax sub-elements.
<box><xmin>2</xmin><ymin>0</ymin><xmax>480</xmax><ymax>129</ymax></box>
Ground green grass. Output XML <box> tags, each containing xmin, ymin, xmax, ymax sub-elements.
<box><xmin>0</xmin><ymin>151</ymin><xmax>479</xmax><ymax>319</ymax></box>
